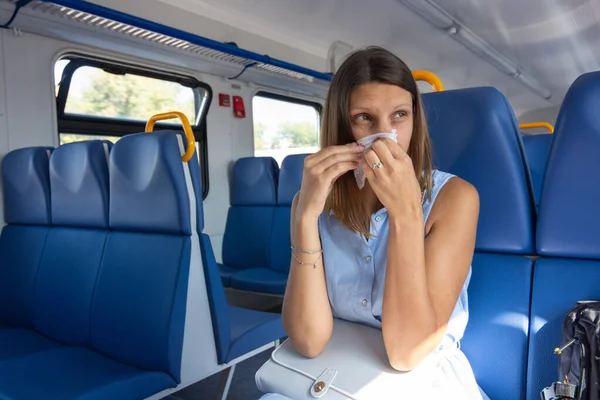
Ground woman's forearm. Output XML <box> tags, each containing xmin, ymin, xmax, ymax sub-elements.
<box><xmin>282</xmin><ymin>214</ymin><xmax>333</xmax><ymax>358</ymax></box>
<box><xmin>381</xmin><ymin>214</ymin><xmax>443</xmax><ymax>371</ymax></box>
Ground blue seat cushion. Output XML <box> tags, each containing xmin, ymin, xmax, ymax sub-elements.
<box><xmin>230</xmin><ymin>268</ymin><xmax>287</xmax><ymax>295</ymax></box>
<box><xmin>222</xmin><ymin>206</ymin><xmax>274</xmax><ymax>271</ymax></box>
<box><xmin>269</xmin><ymin>207</ymin><xmax>292</xmax><ymax>274</ymax></box>
<box><xmin>0</xmin><ymin>328</ymin><xmax>61</xmax><ymax>361</ymax></box>
<box><xmin>218</xmin><ymin>263</ymin><xmax>239</xmax><ymax>287</ymax></box>
<box><xmin>226</xmin><ymin>306</ymin><xmax>285</xmax><ymax>363</ymax></box>
<box><xmin>527</xmin><ymin>258</ymin><xmax>600</xmax><ymax>400</ymax></box>
<box><xmin>462</xmin><ymin>253</ymin><xmax>532</xmax><ymax>400</ymax></box>
<box><xmin>0</xmin><ymin>225</ymin><xmax>50</xmax><ymax>328</ymax></box>
<box><xmin>0</xmin><ymin>347</ymin><xmax>175</xmax><ymax>400</ymax></box>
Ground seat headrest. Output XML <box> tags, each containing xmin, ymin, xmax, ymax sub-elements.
<box><xmin>109</xmin><ymin>131</ymin><xmax>201</xmax><ymax>235</ymax></box>
<box><xmin>537</xmin><ymin>71</ymin><xmax>600</xmax><ymax>258</ymax></box>
<box><xmin>231</xmin><ymin>157</ymin><xmax>278</xmax><ymax>206</ymax></box>
<box><xmin>50</xmin><ymin>141</ymin><xmax>111</xmax><ymax>229</ymax></box>
<box><xmin>423</xmin><ymin>87</ymin><xmax>534</xmax><ymax>254</ymax></box>
<box><xmin>2</xmin><ymin>147</ymin><xmax>52</xmax><ymax>225</ymax></box>
<box><xmin>278</xmin><ymin>154</ymin><xmax>308</xmax><ymax>206</ymax></box>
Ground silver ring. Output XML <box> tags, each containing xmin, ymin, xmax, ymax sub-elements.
<box><xmin>371</xmin><ymin>162</ymin><xmax>383</xmax><ymax>170</ymax></box>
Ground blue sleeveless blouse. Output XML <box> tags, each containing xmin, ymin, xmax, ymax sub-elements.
<box><xmin>317</xmin><ymin>170</ymin><xmax>488</xmax><ymax>399</ymax></box>
<box><xmin>319</xmin><ymin>169</ymin><xmax>468</xmax><ymax>349</ymax></box>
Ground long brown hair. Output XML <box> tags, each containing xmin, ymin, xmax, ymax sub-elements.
<box><xmin>322</xmin><ymin>46</ymin><xmax>433</xmax><ymax>237</ymax></box>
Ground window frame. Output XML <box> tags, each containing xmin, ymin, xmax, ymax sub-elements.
<box><xmin>55</xmin><ymin>55</ymin><xmax>213</xmax><ymax>199</ymax></box>
<box><xmin>253</xmin><ymin>91</ymin><xmax>323</xmax><ymax>116</ymax></box>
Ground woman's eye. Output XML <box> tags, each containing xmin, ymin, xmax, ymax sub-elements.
<box><xmin>393</xmin><ymin>111</ymin><xmax>407</xmax><ymax>119</ymax></box>
<box><xmin>355</xmin><ymin>114</ymin><xmax>370</xmax><ymax>121</ymax></box>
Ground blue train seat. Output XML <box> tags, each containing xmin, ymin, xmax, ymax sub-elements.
<box><xmin>521</xmin><ymin>133</ymin><xmax>553</xmax><ymax>209</ymax></box>
<box><xmin>228</xmin><ymin>154</ymin><xmax>308</xmax><ymax>296</ymax></box>
<box><xmin>218</xmin><ymin>155</ymin><xmax>304</xmax><ymax>296</ymax></box>
<box><xmin>527</xmin><ymin>71</ymin><xmax>600</xmax><ymax>400</ymax></box>
<box><xmin>423</xmin><ymin>87</ymin><xmax>535</xmax><ymax>400</ymax></box>
<box><xmin>219</xmin><ymin>157</ymin><xmax>279</xmax><ymax>288</ymax></box>
<box><xmin>0</xmin><ymin>139</ymin><xmax>185</xmax><ymax>399</ymax></box>
<box><xmin>0</xmin><ymin>146</ymin><xmax>60</xmax><ymax>361</ymax></box>
<box><xmin>0</xmin><ymin>147</ymin><xmax>52</xmax><ymax>330</ymax></box>
<box><xmin>424</xmin><ymin>87</ymin><xmax>534</xmax><ymax>255</ymax></box>
<box><xmin>101</xmin><ymin>130</ymin><xmax>285</xmax><ymax>398</ymax></box>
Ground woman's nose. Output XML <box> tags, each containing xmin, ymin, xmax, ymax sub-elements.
<box><xmin>374</xmin><ymin>119</ymin><xmax>393</xmax><ymax>133</ymax></box>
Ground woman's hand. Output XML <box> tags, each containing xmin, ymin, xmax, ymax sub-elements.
<box><xmin>296</xmin><ymin>142</ymin><xmax>364</xmax><ymax>221</ymax></box>
<box><xmin>362</xmin><ymin>139</ymin><xmax>422</xmax><ymax>218</ymax></box>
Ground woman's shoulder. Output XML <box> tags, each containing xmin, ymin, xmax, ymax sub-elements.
<box><xmin>429</xmin><ymin>169</ymin><xmax>479</xmax><ymax>218</ymax></box>
<box><xmin>431</xmin><ymin>169</ymin><xmax>455</xmax><ymax>186</ymax></box>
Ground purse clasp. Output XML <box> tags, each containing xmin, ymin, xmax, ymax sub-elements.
<box><xmin>310</xmin><ymin>368</ymin><xmax>337</xmax><ymax>398</ymax></box>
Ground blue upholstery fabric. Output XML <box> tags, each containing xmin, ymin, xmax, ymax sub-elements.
<box><xmin>31</xmin><ymin>141</ymin><xmax>111</xmax><ymax>346</ymax></box>
<box><xmin>109</xmin><ymin>131</ymin><xmax>191</xmax><ymax>235</ymax></box>
<box><xmin>536</xmin><ymin>71</ymin><xmax>600</xmax><ymax>257</ymax></box>
<box><xmin>200</xmin><ymin>234</ymin><xmax>231</xmax><ymax>365</ymax></box>
<box><xmin>526</xmin><ymin>259</ymin><xmax>600</xmax><ymax>400</ymax></box>
<box><xmin>528</xmin><ymin>71</ymin><xmax>600</xmax><ymax>399</ymax></box>
<box><xmin>424</xmin><ymin>87</ymin><xmax>535</xmax><ymax>399</ymax></box>
<box><xmin>277</xmin><ymin>154</ymin><xmax>307</xmax><ymax>206</ymax></box>
<box><xmin>91</xmin><ymin>232</ymin><xmax>190</xmax><ymax>381</ymax></box>
<box><xmin>230</xmin><ymin>268</ymin><xmax>287</xmax><ymax>295</ymax></box>
<box><xmin>32</xmin><ymin>229</ymin><xmax>107</xmax><ymax>346</ymax></box>
<box><xmin>2</xmin><ymin>147</ymin><xmax>52</xmax><ymax>225</ymax></box>
<box><xmin>230</xmin><ymin>157</ymin><xmax>278</xmax><ymax>206</ymax></box>
<box><xmin>227</xmin><ymin>306</ymin><xmax>285</xmax><ymax>363</ymax></box>
<box><xmin>0</xmin><ymin>226</ymin><xmax>49</xmax><ymax>328</ymax></box>
<box><xmin>269</xmin><ymin>207</ymin><xmax>292</xmax><ymax>274</ymax></box>
<box><xmin>462</xmin><ymin>253</ymin><xmax>532</xmax><ymax>400</ymax></box>
<box><xmin>222</xmin><ymin>206</ymin><xmax>274</xmax><ymax>271</ymax></box>
<box><xmin>221</xmin><ymin>157</ymin><xmax>280</xmax><ymax>286</ymax></box>
<box><xmin>94</xmin><ymin>130</ymin><xmax>193</xmax><ymax>382</ymax></box>
<box><xmin>0</xmin><ymin>132</ymin><xmax>193</xmax><ymax>398</ymax></box>
<box><xmin>423</xmin><ymin>87</ymin><xmax>534</xmax><ymax>254</ymax></box>
<box><xmin>521</xmin><ymin>134</ymin><xmax>552</xmax><ymax>209</ymax></box>
<box><xmin>218</xmin><ymin>263</ymin><xmax>238</xmax><ymax>287</ymax></box>
<box><xmin>0</xmin><ymin>147</ymin><xmax>52</xmax><ymax>328</ymax></box>
<box><xmin>50</xmin><ymin>141</ymin><xmax>111</xmax><ymax>228</ymax></box>
<box><xmin>201</xmin><ymin>205</ymin><xmax>286</xmax><ymax>364</ymax></box>
<box><xmin>0</xmin><ymin>347</ymin><xmax>175</xmax><ymax>400</ymax></box>
<box><xmin>0</xmin><ymin>328</ymin><xmax>61</xmax><ymax>361</ymax></box>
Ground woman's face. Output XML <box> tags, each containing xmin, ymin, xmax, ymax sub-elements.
<box><xmin>348</xmin><ymin>83</ymin><xmax>414</xmax><ymax>152</ymax></box>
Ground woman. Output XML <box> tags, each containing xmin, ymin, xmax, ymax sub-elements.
<box><xmin>261</xmin><ymin>46</ymin><xmax>488</xmax><ymax>399</ymax></box>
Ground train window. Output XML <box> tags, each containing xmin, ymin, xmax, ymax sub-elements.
<box><xmin>54</xmin><ymin>55</ymin><xmax>212</xmax><ymax>199</ymax></box>
<box><xmin>252</xmin><ymin>92</ymin><xmax>321</xmax><ymax>165</ymax></box>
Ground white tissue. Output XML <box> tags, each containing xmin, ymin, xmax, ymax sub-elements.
<box><xmin>353</xmin><ymin>130</ymin><xmax>398</xmax><ymax>190</ymax></box>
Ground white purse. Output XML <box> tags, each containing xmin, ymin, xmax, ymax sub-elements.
<box><xmin>255</xmin><ymin>318</ymin><xmax>468</xmax><ymax>400</ymax></box>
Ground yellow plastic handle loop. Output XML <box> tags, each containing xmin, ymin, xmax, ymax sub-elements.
<box><xmin>412</xmin><ymin>70</ymin><xmax>445</xmax><ymax>92</ymax></box>
<box><xmin>145</xmin><ymin>111</ymin><xmax>195</xmax><ymax>162</ymax></box>
<box><xmin>519</xmin><ymin>122</ymin><xmax>554</xmax><ymax>134</ymax></box>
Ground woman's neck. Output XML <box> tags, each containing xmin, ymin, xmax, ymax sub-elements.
<box><xmin>363</xmin><ymin>183</ymin><xmax>383</xmax><ymax>215</ymax></box>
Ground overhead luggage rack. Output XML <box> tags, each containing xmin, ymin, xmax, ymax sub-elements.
<box><xmin>0</xmin><ymin>0</ymin><xmax>333</xmax><ymax>86</ymax></box>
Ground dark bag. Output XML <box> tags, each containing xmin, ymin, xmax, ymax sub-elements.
<box><xmin>542</xmin><ymin>301</ymin><xmax>600</xmax><ymax>400</ymax></box>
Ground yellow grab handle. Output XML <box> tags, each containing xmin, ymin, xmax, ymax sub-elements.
<box><xmin>413</xmin><ymin>70</ymin><xmax>444</xmax><ymax>92</ymax></box>
<box><xmin>145</xmin><ymin>111</ymin><xmax>195</xmax><ymax>162</ymax></box>
<box><xmin>519</xmin><ymin>122</ymin><xmax>554</xmax><ymax>134</ymax></box>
